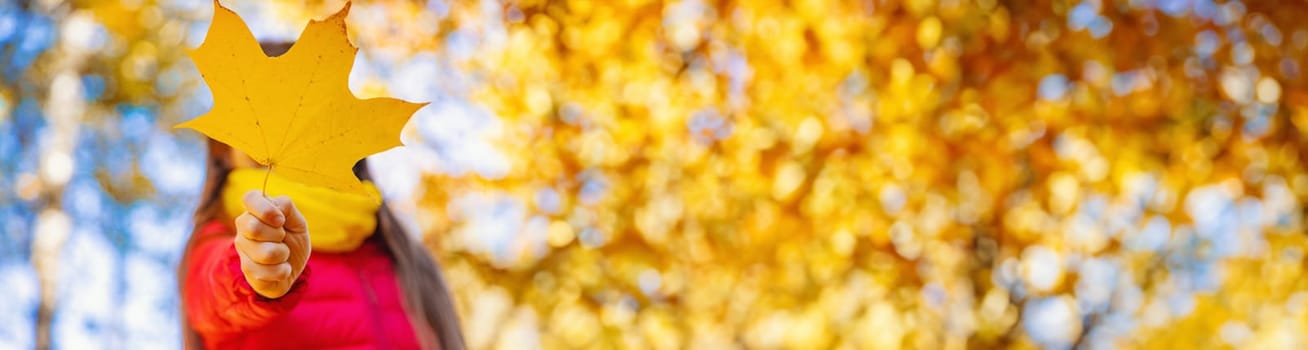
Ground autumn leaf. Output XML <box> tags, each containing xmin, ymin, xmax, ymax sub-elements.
<box><xmin>177</xmin><ymin>0</ymin><xmax>424</xmax><ymax>195</ymax></box>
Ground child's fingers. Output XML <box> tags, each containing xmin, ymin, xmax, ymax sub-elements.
<box><xmin>235</xmin><ymin>213</ymin><xmax>286</xmax><ymax>242</ymax></box>
<box><xmin>271</xmin><ymin>195</ymin><xmax>308</xmax><ymax>234</ymax></box>
<box><xmin>235</xmin><ymin>235</ymin><xmax>290</xmax><ymax>264</ymax></box>
<box><xmin>238</xmin><ymin>251</ymin><xmax>293</xmax><ymax>282</ymax></box>
<box><xmin>241</xmin><ymin>190</ymin><xmax>285</xmax><ymax>227</ymax></box>
<box><xmin>246</xmin><ymin>279</ymin><xmax>283</xmax><ymax>299</ymax></box>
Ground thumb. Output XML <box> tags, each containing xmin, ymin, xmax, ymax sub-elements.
<box><xmin>270</xmin><ymin>195</ymin><xmax>308</xmax><ymax>234</ymax></box>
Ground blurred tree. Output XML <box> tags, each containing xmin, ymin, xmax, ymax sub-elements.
<box><xmin>5</xmin><ymin>0</ymin><xmax>1308</xmax><ymax>349</ymax></box>
<box><xmin>385</xmin><ymin>0</ymin><xmax>1308</xmax><ymax>348</ymax></box>
<box><xmin>5</xmin><ymin>0</ymin><xmax>204</xmax><ymax>348</ymax></box>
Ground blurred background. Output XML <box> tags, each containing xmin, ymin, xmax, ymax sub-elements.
<box><xmin>2</xmin><ymin>0</ymin><xmax>1308</xmax><ymax>348</ymax></box>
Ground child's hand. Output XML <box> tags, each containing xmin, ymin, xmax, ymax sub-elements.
<box><xmin>234</xmin><ymin>190</ymin><xmax>311</xmax><ymax>299</ymax></box>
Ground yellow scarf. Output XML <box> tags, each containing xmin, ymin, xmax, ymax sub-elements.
<box><xmin>222</xmin><ymin>168</ymin><xmax>381</xmax><ymax>253</ymax></box>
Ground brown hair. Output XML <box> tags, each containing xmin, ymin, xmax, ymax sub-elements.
<box><xmin>177</xmin><ymin>43</ymin><xmax>464</xmax><ymax>350</ymax></box>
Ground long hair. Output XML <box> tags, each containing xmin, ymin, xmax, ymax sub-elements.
<box><xmin>176</xmin><ymin>43</ymin><xmax>464</xmax><ymax>350</ymax></box>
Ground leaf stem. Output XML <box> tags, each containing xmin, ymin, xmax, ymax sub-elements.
<box><xmin>261</xmin><ymin>164</ymin><xmax>273</xmax><ymax>198</ymax></box>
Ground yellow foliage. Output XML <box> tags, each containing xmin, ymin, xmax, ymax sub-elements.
<box><xmin>178</xmin><ymin>1</ymin><xmax>423</xmax><ymax>195</ymax></box>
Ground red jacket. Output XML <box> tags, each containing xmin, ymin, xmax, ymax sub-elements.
<box><xmin>183</xmin><ymin>221</ymin><xmax>421</xmax><ymax>349</ymax></box>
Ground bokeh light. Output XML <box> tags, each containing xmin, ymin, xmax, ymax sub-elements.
<box><xmin>3</xmin><ymin>0</ymin><xmax>1308</xmax><ymax>349</ymax></box>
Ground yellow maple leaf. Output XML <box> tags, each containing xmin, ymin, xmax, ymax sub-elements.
<box><xmin>177</xmin><ymin>0</ymin><xmax>424</xmax><ymax>195</ymax></box>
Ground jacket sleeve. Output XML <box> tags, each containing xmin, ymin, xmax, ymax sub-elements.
<box><xmin>183</xmin><ymin>222</ymin><xmax>310</xmax><ymax>336</ymax></box>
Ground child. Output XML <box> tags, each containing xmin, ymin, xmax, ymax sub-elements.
<box><xmin>177</xmin><ymin>43</ymin><xmax>464</xmax><ymax>348</ymax></box>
